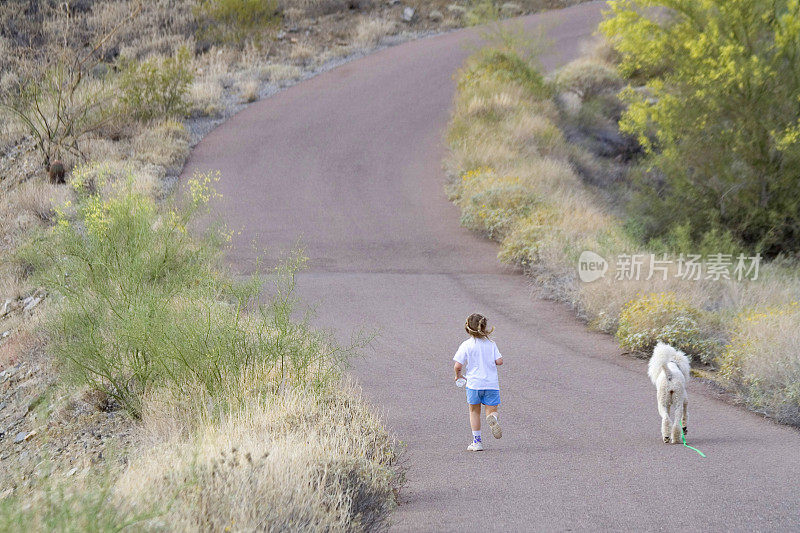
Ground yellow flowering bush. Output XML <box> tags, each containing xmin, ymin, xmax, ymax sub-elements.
<box><xmin>53</xmin><ymin>200</ymin><xmax>73</xmax><ymax>230</ymax></box>
<box><xmin>70</xmin><ymin>161</ymin><xmax>111</xmax><ymax>197</ymax></box>
<box><xmin>497</xmin><ymin>207</ymin><xmax>559</xmax><ymax>267</ymax></box>
<box><xmin>21</xmin><ymin>172</ymin><xmax>228</xmax><ymax>416</ymax></box>
<box><xmin>81</xmin><ymin>195</ymin><xmax>109</xmax><ymax>237</ymax></box>
<box><xmin>717</xmin><ymin>303</ymin><xmax>800</xmax><ymax>425</ymax></box>
<box><xmin>616</xmin><ymin>292</ymin><xmax>717</xmax><ymax>361</ymax></box>
<box><xmin>188</xmin><ymin>169</ymin><xmax>222</xmax><ymax>211</ymax></box>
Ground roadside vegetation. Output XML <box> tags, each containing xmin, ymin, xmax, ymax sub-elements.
<box><xmin>3</xmin><ymin>168</ymin><xmax>402</xmax><ymax>530</ymax></box>
<box><xmin>0</xmin><ymin>0</ymin><xmax>433</xmax><ymax>527</ymax></box>
<box><xmin>446</xmin><ymin>5</ymin><xmax>800</xmax><ymax>426</ymax></box>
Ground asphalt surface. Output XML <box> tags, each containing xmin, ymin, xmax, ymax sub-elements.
<box><xmin>181</xmin><ymin>2</ymin><xmax>800</xmax><ymax>530</ymax></box>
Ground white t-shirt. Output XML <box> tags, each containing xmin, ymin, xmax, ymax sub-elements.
<box><xmin>453</xmin><ymin>337</ymin><xmax>502</xmax><ymax>390</ymax></box>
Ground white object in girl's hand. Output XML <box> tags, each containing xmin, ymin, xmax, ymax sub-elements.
<box><xmin>455</xmin><ymin>377</ymin><xmax>466</xmax><ymax>387</ymax></box>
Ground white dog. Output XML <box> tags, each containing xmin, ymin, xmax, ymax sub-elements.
<box><xmin>648</xmin><ymin>342</ymin><xmax>690</xmax><ymax>443</ymax></box>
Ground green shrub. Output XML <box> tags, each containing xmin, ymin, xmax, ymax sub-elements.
<box><xmin>616</xmin><ymin>292</ymin><xmax>718</xmax><ymax>362</ymax></box>
<box><xmin>497</xmin><ymin>208</ymin><xmax>557</xmax><ymax>267</ymax></box>
<box><xmin>460</xmin><ymin>48</ymin><xmax>551</xmax><ymax>99</ymax></box>
<box><xmin>195</xmin><ymin>0</ymin><xmax>280</xmax><ymax>45</ymax></box>
<box><xmin>21</xmin><ymin>170</ymin><xmax>345</xmax><ymax>417</ymax></box>
<box><xmin>465</xmin><ymin>0</ymin><xmax>500</xmax><ymax>26</ymax></box>
<box><xmin>639</xmin><ymin>221</ymin><xmax>745</xmax><ymax>258</ymax></box>
<box><xmin>455</xmin><ymin>168</ymin><xmax>538</xmax><ymax>240</ymax></box>
<box><xmin>118</xmin><ymin>47</ymin><xmax>193</xmax><ymax>121</ymax></box>
<box><xmin>461</xmin><ymin>183</ymin><xmax>537</xmax><ymax>240</ymax></box>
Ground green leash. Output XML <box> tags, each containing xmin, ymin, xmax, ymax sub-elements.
<box><xmin>680</xmin><ymin>428</ymin><xmax>706</xmax><ymax>458</ymax></box>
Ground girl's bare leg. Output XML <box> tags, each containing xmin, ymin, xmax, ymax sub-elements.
<box><xmin>469</xmin><ymin>403</ymin><xmax>482</xmax><ymax>431</ymax></box>
<box><xmin>485</xmin><ymin>405</ymin><xmax>502</xmax><ymax>438</ymax></box>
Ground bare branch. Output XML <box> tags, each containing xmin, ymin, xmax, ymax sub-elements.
<box><xmin>77</xmin><ymin>1</ymin><xmax>144</xmax><ymax>71</ymax></box>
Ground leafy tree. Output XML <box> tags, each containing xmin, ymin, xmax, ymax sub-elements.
<box><xmin>601</xmin><ymin>0</ymin><xmax>800</xmax><ymax>255</ymax></box>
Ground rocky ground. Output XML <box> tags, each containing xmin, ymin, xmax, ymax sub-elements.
<box><xmin>0</xmin><ymin>302</ymin><xmax>137</xmax><ymax>495</ymax></box>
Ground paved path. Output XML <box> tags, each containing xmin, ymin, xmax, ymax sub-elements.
<box><xmin>182</xmin><ymin>2</ymin><xmax>800</xmax><ymax>530</ymax></box>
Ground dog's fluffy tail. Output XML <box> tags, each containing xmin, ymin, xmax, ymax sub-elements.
<box><xmin>648</xmin><ymin>342</ymin><xmax>690</xmax><ymax>385</ymax></box>
<box><xmin>661</xmin><ymin>361</ymin><xmax>673</xmax><ymax>381</ymax></box>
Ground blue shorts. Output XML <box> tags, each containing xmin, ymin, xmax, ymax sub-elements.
<box><xmin>466</xmin><ymin>388</ymin><xmax>501</xmax><ymax>406</ymax></box>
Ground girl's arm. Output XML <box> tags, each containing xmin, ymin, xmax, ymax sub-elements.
<box><xmin>454</xmin><ymin>361</ymin><xmax>464</xmax><ymax>380</ymax></box>
<box><xmin>495</xmin><ymin>357</ymin><xmax>503</xmax><ymax>366</ymax></box>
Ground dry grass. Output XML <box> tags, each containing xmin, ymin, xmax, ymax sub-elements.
<box><xmin>117</xmin><ymin>381</ymin><xmax>399</xmax><ymax>531</ymax></box>
<box><xmin>131</xmin><ymin>120</ymin><xmax>191</xmax><ymax>174</ymax></box>
<box><xmin>0</xmin><ymin>263</ymin><xmax>26</xmax><ymax>306</ymax></box>
<box><xmin>578</xmin><ymin>37</ymin><xmax>620</xmax><ymax>65</ymax></box>
<box><xmin>554</xmin><ymin>57</ymin><xmax>622</xmax><ymax>99</ymax></box>
<box><xmin>718</xmin><ymin>305</ymin><xmax>800</xmax><ymax>424</ymax></box>
<box><xmin>188</xmin><ymin>48</ymin><xmax>236</xmax><ymax>117</ymax></box>
<box><xmin>89</xmin><ymin>1</ymin><xmax>196</xmax><ymax>60</ymax></box>
<box><xmin>447</xmin><ymin>44</ymin><xmax>800</xmax><ymax>425</ymax></box>
<box><xmin>289</xmin><ymin>41</ymin><xmax>317</xmax><ymax>65</ymax></box>
<box><xmin>238</xmin><ymin>79</ymin><xmax>261</xmax><ymax>103</ymax></box>
<box><xmin>0</xmin><ymin>113</ymin><xmax>25</xmax><ymax>156</ymax></box>
<box><xmin>189</xmin><ymin>79</ymin><xmax>225</xmax><ymax>117</ymax></box>
<box><xmin>258</xmin><ymin>63</ymin><xmax>304</xmax><ymax>83</ymax></box>
<box><xmin>353</xmin><ymin>17</ymin><xmax>398</xmax><ymax>49</ymax></box>
<box><xmin>82</xmin><ymin>136</ymin><xmax>130</xmax><ymax>163</ymax></box>
<box><xmin>0</xmin><ymin>180</ymin><xmax>68</xmax><ymax>256</ymax></box>
<box><xmin>0</xmin><ymin>323</ymin><xmax>37</xmax><ymax>370</ymax></box>
<box><xmin>14</xmin><ymin>181</ymin><xmax>67</xmax><ymax>225</ymax></box>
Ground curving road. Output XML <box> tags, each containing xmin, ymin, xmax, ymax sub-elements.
<box><xmin>181</xmin><ymin>2</ymin><xmax>800</xmax><ymax>530</ymax></box>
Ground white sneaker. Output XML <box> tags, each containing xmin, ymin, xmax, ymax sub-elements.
<box><xmin>467</xmin><ymin>441</ymin><xmax>484</xmax><ymax>451</ymax></box>
<box><xmin>487</xmin><ymin>414</ymin><xmax>502</xmax><ymax>439</ymax></box>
